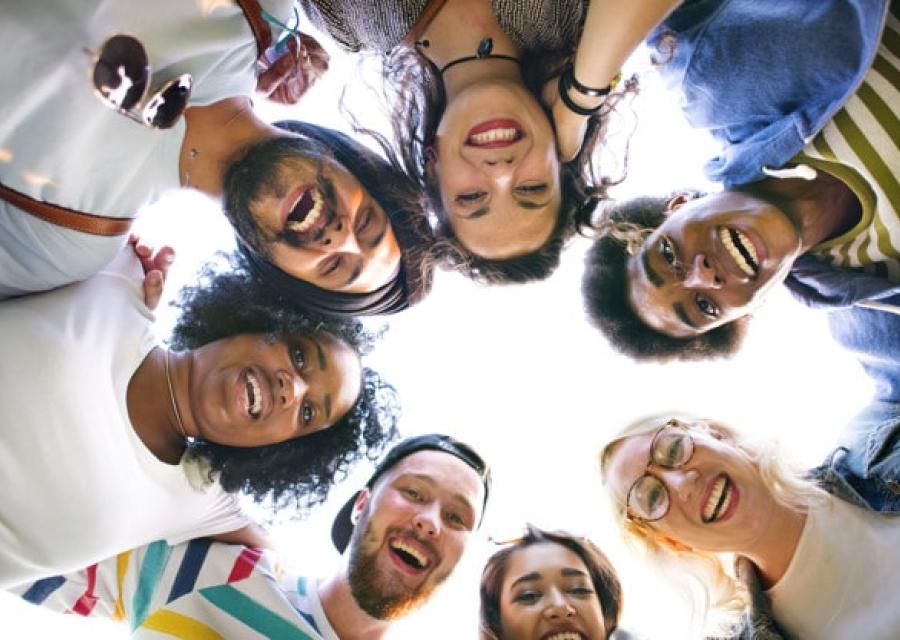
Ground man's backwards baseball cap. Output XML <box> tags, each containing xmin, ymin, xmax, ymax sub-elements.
<box><xmin>331</xmin><ymin>434</ymin><xmax>492</xmax><ymax>553</ymax></box>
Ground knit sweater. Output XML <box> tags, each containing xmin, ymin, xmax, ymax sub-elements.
<box><xmin>299</xmin><ymin>0</ymin><xmax>586</xmax><ymax>53</ymax></box>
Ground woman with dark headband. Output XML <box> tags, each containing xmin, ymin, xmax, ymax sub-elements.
<box><xmin>601</xmin><ymin>411</ymin><xmax>900</xmax><ymax>639</ymax></box>
<box><xmin>0</xmin><ymin>244</ymin><xmax>399</xmax><ymax>588</ymax></box>
<box><xmin>232</xmin><ymin>121</ymin><xmax>434</xmax><ymax>317</ymax></box>
<box><xmin>479</xmin><ymin>525</ymin><xmax>628</xmax><ymax>640</ymax></box>
<box><xmin>298</xmin><ymin>0</ymin><xmax>676</xmax><ymax>284</ymax></box>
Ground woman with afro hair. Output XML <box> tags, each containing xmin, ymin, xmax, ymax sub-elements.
<box><xmin>0</xmin><ymin>243</ymin><xmax>399</xmax><ymax>588</ymax></box>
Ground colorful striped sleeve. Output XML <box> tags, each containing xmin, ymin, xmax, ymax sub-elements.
<box><xmin>14</xmin><ymin>540</ymin><xmax>323</xmax><ymax>639</ymax></box>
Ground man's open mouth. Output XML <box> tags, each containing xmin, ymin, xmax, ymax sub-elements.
<box><xmin>719</xmin><ymin>227</ymin><xmax>759</xmax><ymax>278</ymax></box>
<box><xmin>388</xmin><ymin>538</ymin><xmax>432</xmax><ymax>572</ymax></box>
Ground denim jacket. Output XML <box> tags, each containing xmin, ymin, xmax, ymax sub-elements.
<box><xmin>719</xmin><ymin>400</ymin><xmax>900</xmax><ymax>640</ymax></box>
<box><xmin>785</xmin><ymin>255</ymin><xmax>900</xmax><ymax>403</ymax></box>
<box><xmin>648</xmin><ymin>0</ymin><xmax>890</xmax><ymax>187</ymax></box>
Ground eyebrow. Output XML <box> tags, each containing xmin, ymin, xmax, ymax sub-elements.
<box><xmin>640</xmin><ymin>248</ymin><xmax>664</xmax><ymax>287</ymax></box>
<box><xmin>342</xmin><ymin>261</ymin><xmax>363</xmax><ymax>287</ymax></box>
<box><xmin>509</xmin><ymin>565</ymin><xmax>588</xmax><ymax>590</ymax></box>
<box><xmin>405</xmin><ymin>473</ymin><xmax>477</xmax><ymax>521</ymax></box>
<box><xmin>674</xmin><ymin>302</ymin><xmax>700</xmax><ymax>329</ymax></box>
<box><xmin>511</xmin><ymin>571</ymin><xmax>541</xmax><ymax>588</ymax></box>
<box><xmin>363</xmin><ymin>204</ymin><xmax>389</xmax><ymax>250</ymax></box>
<box><xmin>311</xmin><ymin>337</ymin><xmax>332</xmax><ymax>420</ymax></box>
<box><xmin>312</xmin><ymin>337</ymin><xmax>327</xmax><ymax>370</ymax></box>
<box><xmin>516</xmin><ymin>197</ymin><xmax>553</xmax><ymax>211</ymax></box>
<box><xmin>458</xmin><ymin>206</ymin><xmax>490</xmax><ymax>220</ymax></box>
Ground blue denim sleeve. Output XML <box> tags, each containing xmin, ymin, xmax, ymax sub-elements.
<box><xmin>812</xmin><ymin>401</ymin><xmax>900</xmax><ymax>513</ymax></box>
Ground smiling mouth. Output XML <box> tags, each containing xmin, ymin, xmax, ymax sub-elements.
<box><xmin>466</xmin><ymin>119</ymin><xmax>524</xmax><ymax>148</ymax></box>
<box><xmin>389</xmin><ymin>539</ymin><xmax>431</xmax><ymax>572</ymax></box>
<box><xmin>544</xmin><ymin>632</ymin><xmax>586</xmax><ymax>640</ymax></box>
<box><xmin>243</xmin><ymin>369</ymin><xmax>262</xmax><ymax>419</ymax></box>
<box><xmin>702</xmin><ymin>474</ymin><xmax>735</xmax><ymax>523</ymax></box>
<box><xmin>719</xmin><ymin>227</ymin><xmax>759</xmax><ymax>278</ymax></box>
<box><xmin>285</xmin><ymin>186</ymin><xmax>328</xmax><ymax>239</ymax></box>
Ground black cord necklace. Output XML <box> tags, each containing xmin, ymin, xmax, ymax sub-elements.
<box><xmin>425</xmin><ymin>36</ymin><xmax>521</xmax><ymax>75</ymax></box>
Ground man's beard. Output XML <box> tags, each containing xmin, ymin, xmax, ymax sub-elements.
<box><xmin>222</xmin><ymin>135</ymin><xmax>327</xmax><ymax>255</ymax></box>
<box><xmin>346</xmin><ymin>518</ymin><xmax>448</xmax><ymax>621</ymax></box>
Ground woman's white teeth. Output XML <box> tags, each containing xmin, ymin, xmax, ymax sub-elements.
<box><xmin>469</xmin><ymin>127</ymin><xmax>518</xmax><ymax>145</ymax></box>
<box><xmin>288</xmin><ymin>189</ymin><xmax>324</xmax><ymax>233</ymax></box>
<box><xmin>719</xmin><ymin>227</ymin><xmax>759</xmax><ymax>277</ymax></box>
<box><xmin>390</xmin><ymin>540</ymin><xmax>429</xmax><ymax>568</ymax></box>
<box><xmin>245</xmin><ymin>370</ymin><xmax>262</xmax><ymax>418</ymax></box>
<box><xmin>703</xmin><ymin>476</ymin><xmax>733</xmax><ymax>523</ymax></box>
<box><xmin>546</xmin><ymin>634</ymin><xmax>583</xmax><ymax>640</ymax></box>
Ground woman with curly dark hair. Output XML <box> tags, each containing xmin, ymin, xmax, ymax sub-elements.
<box><xmin>0</xmin><ymin>243</ymin><xmax>398</xmax><ymax>588</ymax></box>
<box><xmin>299</xmin><ymin>0</ymin><xmax>677</xmax><ymax>283</ymax></box>
<box><xmin>479</xmin><ymin>525</ymin><xmax>628</xmax><ymax>640</ymax></box>
<box><xmin>171</xmin><ymin>252</ymin><xmax>401</xmax><ymax>512</ymax></box>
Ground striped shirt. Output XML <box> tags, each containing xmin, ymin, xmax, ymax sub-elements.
<box><xmin>15</xmin><ymin>540</ymin><xmax>337</xmax><ymax>640</ymax></box>
<box><xmin>801</xmin><ymin>7</ymin><xmax>900</xmax><ymax>282</ymax></box>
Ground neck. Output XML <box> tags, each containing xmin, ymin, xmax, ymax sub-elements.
<box><xmin>126</xmin><ymin>347</ymin><xmax>192</xmax><ymax>464</ymax></box>
<box><xmin>739</xmin><ymin>504</ymin><xmax>807</xmax><ymax>588</ymax></box>
<box><xmin>418</xmin><ymin>0</ymin><xmax>522</xmax><ymax>100</ymax></box>
<box><xmin>317</xmin><ymin>568</ymin><xmax>390</xmax><ymax>640</ymax></box>
<box><xmin>180</xmin><ymin>96</ymin><xmax>282</xmax><ymax>196</ymax></box>
<box><xmin>754</xmin><ymin>172</ymin><xmax>862</xmax><ymax>253</ymax></box>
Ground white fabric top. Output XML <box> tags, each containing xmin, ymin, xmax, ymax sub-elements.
<box><xmin>0</xmin><ymin>0</ymin><xmax>294</xmax><ymax>299</ymax></box>
<box><xmin>0</xmin><ymin>249</ymin><xmax>248</xmax><ymax>589</ymax></box>
<box><xmin>767</xmin><ymin>497</ymin><xmax>900</xmax><ymax>639</ymax></box>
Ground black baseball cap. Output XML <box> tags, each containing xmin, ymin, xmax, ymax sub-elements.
<box><xmin>331</xmin><ymin>434</ymin><xmax>492</xmax><ymax>553</ymax></box>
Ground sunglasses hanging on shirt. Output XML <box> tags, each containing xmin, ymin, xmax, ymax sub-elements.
<box><xmin>86</xmin><ymin>34</ymin><xmax>192</xmax><ymax>129</ymax></box>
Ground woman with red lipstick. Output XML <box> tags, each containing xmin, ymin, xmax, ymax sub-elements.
<box><xmin>297</xmin><ymin>0</ymin><xmax>674</xmax><ymax>284</ymax></box>
<box><xmin>479</xmin><ymin>525</ymin><xmax>628</xmax><ymax>640</ymax></box>
<box><xmin>600</xmin><ymin>411</ymin><xmax>900</xmax><ymax>639</ymax></box>
<box><xmin>0</xmin><ymin>246</ymin><xmax>399</xmax><ymax>589</ymax></box>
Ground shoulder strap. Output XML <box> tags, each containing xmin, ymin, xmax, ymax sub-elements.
<box><xmin>234</xmin><ymin>0</ymin><xmax>274</xmax><ymax>59</ymax></box>
<box><xmin>0</xmin><ymin>182</ymin><xmax>132</xmax><ymax>237</ymax></box>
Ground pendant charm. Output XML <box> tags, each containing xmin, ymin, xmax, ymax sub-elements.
<box><xmin>477</xmin><ymin>37</ymin><xmax>493</xmax><ymax>58</ymax></box>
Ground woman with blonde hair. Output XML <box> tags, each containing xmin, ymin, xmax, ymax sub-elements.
<box><xmin>599</xmin><ymin>409</ymin><xmax>900</xmax><ymax>639</ymax></box>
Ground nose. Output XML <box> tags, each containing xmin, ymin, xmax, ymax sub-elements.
<box><xmin>657</xmin><ymin>467</ymin><xmax>700</xmax><ymax>506</ymax></box>
<box><xmin>543</xmin><ymin>589</ymin><xmax>576</xmax><ymax>619</ymax></box>
<box><xmin>320</xmin><ymin>217</ymin><xmax>362</xmax><ymax>255</ymax></box>
<box><xmin>412</xmin><ymin>502</ymin><xmax>441</xmax><ymax>539</ymax></box>
<box><xmin>276</xmin><ymin>370</ymin><xmax>307</xmax><ymax>409</ymax></box>
<box><xmin>683</xmin><ymin>254</ymin><xmax>722</xmax><ymax>289</ymax></box>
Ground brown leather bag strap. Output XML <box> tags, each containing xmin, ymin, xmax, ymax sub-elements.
<box><xmin>234</xmin><ymin>0</ymin><xmax>274</xmax><ymax>60</ymax></box>
<box><xmin>0</xmin><ymin>182</ymin><xmax>133</xmax><ymax>237</ymax></box>
<box><xmin>0</xmin><ymin>2</ymin><xmax>271</xmax><ymax>238</ymax></box>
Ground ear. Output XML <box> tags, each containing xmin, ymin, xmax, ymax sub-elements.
<box><xmin>703</xmin><ymin>422</ymin><xmax>734</xmax><ymax>443</ymax></box>
<box><xmin>351</xmin><ymin>488</ymin><xmax>371</xmax><ymax>525</ymax></box>
<box><xmin>664</xmin><ymin>193</ymin><xmax>691</xmax><ymax>213</ymax></box>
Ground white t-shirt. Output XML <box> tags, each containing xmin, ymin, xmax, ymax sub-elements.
<box><xmin>767</xmin><ymin>497</ymin><xmax>900</xmax><ymax>639</ymax></box>
<box><xmin>0</xmin><ymin>249</ymin><xmax>248</xmax><ymax>588</ymax></box>
<box><xmin>0</xmin><ymin>0</ymin><xmax>294</xmax><ymax>299</ymax></box>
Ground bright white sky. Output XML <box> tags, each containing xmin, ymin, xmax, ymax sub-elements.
<box><xmin>1</xmin><ymin>25</ymin><xmax>876</xmax><ymax>640</ymax></box>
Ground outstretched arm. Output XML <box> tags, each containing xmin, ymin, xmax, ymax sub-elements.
<box><xmin>548</xmin><ymin>0</ymin><xmax>682</xmax><ymax>160</ymax></box>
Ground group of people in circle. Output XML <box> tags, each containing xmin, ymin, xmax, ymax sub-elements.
<box><xmin>1</xmin><ymin>0</ymin><xmax>898</xmax><ymax>638</ymax></box>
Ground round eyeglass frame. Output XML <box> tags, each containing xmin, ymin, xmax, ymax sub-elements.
<box><xmin>624</xmin><ymin>419</ymin><xmax>696</xmax><ymax>523</ymax></box>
